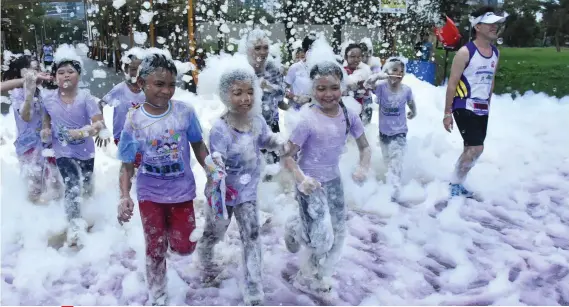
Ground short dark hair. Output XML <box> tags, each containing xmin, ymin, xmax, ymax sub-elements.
<box><xmin>344</xmin><ymin>43</ymin><xmax>362</xmax><ymax>58</ymax></box>
<box><xmin>359</xmin><ymin>43</ymin><xmax>369</xmax><ymax>53</ymax></box>
<box><xmin>139</xmin><ymin>53</ymin><xmax>177</xmax><ymax>79</ymax></box>
<box><xmin>302</xmin><ymin>35</ymin><xmax>315</xmax><ymax>53</ymax></box>
<box><xmin>387</xmin><ymin>58</ymin><xmax>405</xmax><ymax>71</ymax></box>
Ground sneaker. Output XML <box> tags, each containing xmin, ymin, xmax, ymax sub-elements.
<box><xmin>293</xmin><ymin>271</ymin><xmax>332</xmax><ymax>294</ymax></box>
<box><xmin>66</xmin><ymin>218</ymin><xmax>88</xmax><ymax>247</ymax></box>
<box><xmin>449</xmin><ymin>183</ymin><xmax>474</xmax><ymax>198</ymax></box>
<box><xmin>284</xmin><ymin>217</ymin><xmax>301</xmax><ymax>253</ymax></box>
<box><xmin>459</xmin><ymin>185</ymin><xmax>474</xmax><ymax>198</ymax></box>
<box><xmin>150</xmin><ymin>292</ymin><xmax>168</xmax><ymax>306</ymax></box>
<box><xmin>449</xmin><ymin>183</ymin><xmax>462</xmax><ymax>197</ymax></box>
<box><xmin>243</xmin><ymin>283</ymin><xmax>264</xmax><ymax>306</ymax></box>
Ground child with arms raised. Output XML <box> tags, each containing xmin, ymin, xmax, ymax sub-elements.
<box><xmin>198</xmin><ymin>63</ymin><xmax>284</xmax><ymax>306</ymax></box>
<box><xmin>283</xmin><ymin>61</ymin><xmax>371</xmax><ymax>294</ymax></box>
<box><xmin>1</xmin><ymin>55</ymin><xmax>60</xmax><ymax>202</ymax></box>
<box><xmin>116</xmin><ymin>53</ymin><xmax>209</xmax><ymax>306</ymax></box>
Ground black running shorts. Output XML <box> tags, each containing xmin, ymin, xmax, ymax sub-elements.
<box><xmin>452</xmin><ymin>108</ymin><xmax>488</xmax><ymax>147</ymax></box>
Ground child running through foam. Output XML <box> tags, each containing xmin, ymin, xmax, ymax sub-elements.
<box><xmin>197</xmin><ymin>62</ymin><xmax>285</xmax><ymax>306</ymax></box>
<box><xmin>1</xmin><ymin>54</ymin><xmax>60</xmax><ymax>203</ymax></box>
<box><xmin>41</xmin><ymin>44</ymin><xmax>111</xmax><ymax>247</ymax></box>
<box><xmin>116</xmin><ymin>53</ymin><xmax>209</xmax><ymax>306</ymax></box>
<box><xmin>366</xmin><ymin>58</ymin><xmax>417</xmax><ymax>200</ymax></box>
<box><xmin>282</xmin><ymin>61</ymin><xmax>371</xmax><ymax>294</ymax></box>
<box><xmin>98</xmin><ymin>47</ymin><xmax>146</xmax><ymax>167</ymax></box>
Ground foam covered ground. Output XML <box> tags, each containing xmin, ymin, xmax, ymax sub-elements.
<box><xmin>2</xmin><ymin>72</ymin><xmax>569</xmax><ymax>306</ymax></box>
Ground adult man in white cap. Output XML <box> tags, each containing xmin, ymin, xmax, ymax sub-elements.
<box><xmin>442</xmin><ymin>6</ymin><xmax>507</xmax><ymax>198</ymax></box>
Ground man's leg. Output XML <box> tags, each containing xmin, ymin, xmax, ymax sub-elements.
<box><xmin>451</xmin><ymin>109</ymin><xmax>488</xmax><ymax>197</ymax></box>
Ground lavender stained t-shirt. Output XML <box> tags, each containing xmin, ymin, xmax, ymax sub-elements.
<box><xmin>209</xmin><ymin>115</ymin><xmax>272</xmax><ymax>206</ymax></box>
<box><xmin>42</xmin><ymin>89</ymin><xmax>101</xmax><ymax>160</ymax></box>
<box><xmin>289</xmin><ymin>105</ymin><xmax>365</xmax><ymax>183</ymax></box>
<box><xmin>10</xmin><ymin>88</ymin><xmax>44</xmax><ymax>156</ymax></box>
<box><xmin>102</xmin><ymin>82</ymin><xmax>146</xmax><ymax>141</ymax></box>
<box><xmin>374</xmin><ymin>81</ymin><xmax>414</xmax><ymax>136</ymax></box>
<box><xmin>117</xmin><ymin>100</ymin><xmax>203</xmax><ymax>204</ymax></box>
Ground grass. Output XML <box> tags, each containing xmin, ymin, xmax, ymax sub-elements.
<box><xmin>433</xmin><ymin>47</ymin><xmax>569</xmax><ymax>98</ymax></box>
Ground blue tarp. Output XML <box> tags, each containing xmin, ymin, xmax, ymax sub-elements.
<box><xmin>406</xmin><ymin>60</ymin><xmax>436</xmax><ymax>85</ymax></box>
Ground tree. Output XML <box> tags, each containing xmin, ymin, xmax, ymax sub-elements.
<box><xmin>541</xmin><ymin>0</ymin><xmax>569</xmax><ymax>51</ymax></box>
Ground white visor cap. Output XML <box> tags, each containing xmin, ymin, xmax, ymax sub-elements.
<box><xmin>470</xmin><ymin>12</ymin><xmax>508</xmax><ymax>27</ymax></box>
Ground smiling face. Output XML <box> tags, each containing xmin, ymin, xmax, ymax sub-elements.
<box><xmin>346</xmin><ymin>47</ymin><xmax>362</xmax><ymax>70</ymax></box>
<box><xmin>228</xmin><ymin>80</ymin><xmax>254</xmax><ymax>115</ymax></box>
<box><xmin>313</xmin><ymin>75</ymin><xmax>342</xmax><ymax>111</ymax></box>
<box><xmin>55</xmin><ymin>64</ymin><xmax>79</xmax><ymax>89</ymax></box>
<box><xmin>138</xmin><ymin>67</ymin><xmax>176</xmax><ymax>108</ymax></box>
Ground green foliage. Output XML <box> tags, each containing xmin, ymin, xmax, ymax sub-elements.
<box><xmin>435</xmin><ymin>47</ymin><xmax>569</xmax><ymax>98</ymax></box>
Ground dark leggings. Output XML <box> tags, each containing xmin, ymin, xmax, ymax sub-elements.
<box><xmin>56</xmin><ymin>157</ymin><xmax>95</xmax><ymax>221</ymax></box>
<box><xmin>260</xmin><ymin>120</ymin><xmax>280</xmax><ymax>164</ymax></box>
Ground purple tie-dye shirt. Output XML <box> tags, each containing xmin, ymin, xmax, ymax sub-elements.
<box><xmin>289</xmin><ymin>105</ymin><xmax>365</xmax><ymax>183</ymax></box>
<box><xmin>209</xmin><ymin>115</ymin><xmax>272</xmax><ymax>206</ymax></box>
<box><xmin>10</xmin><ymin>88</ymin><xmax>44</xmax><ymax>156</ymax></box>
<box><xmin>117</xmin><ymin>100</ymin><xmax>203</xmax><ymax>204</ymax></box>
<box><xmin>374</xmin><ymin>81</ymin><xmax>414</xmax><ymax>136</ymax></box>
<box><xmin>258</xmin><ymin>60</ymin><xmax>285</xmax><ymax>125</ymax></box>
<box><xmin>102</xmin><ymin>82</ymin><xmax>146</xmax><ymax>141</ymax></box>
<box><xmin>42</xmin><ymin>89</ymin><xmax>101</xmax><ymax>160</ymax></box>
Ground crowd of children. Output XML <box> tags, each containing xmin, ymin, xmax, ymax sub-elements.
<box><xmin>1</xmin><ymin>6</ymin><xmax>506</xmax><ymax>305</ymax></box>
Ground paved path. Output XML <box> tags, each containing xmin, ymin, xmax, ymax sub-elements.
<box><xmin>79</xmin><ymin>56</ymin><xmax>125</xmax><ymax>99</ymax></box>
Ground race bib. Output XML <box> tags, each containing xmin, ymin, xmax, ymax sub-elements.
<box><xmin>142</xmin><ymin>159</ymin><xmax>185</xmax><ymax>179</ymax></box>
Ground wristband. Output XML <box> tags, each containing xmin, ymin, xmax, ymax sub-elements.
<box><xmin>444</xmin><ymin>112</ymin><xmax>452</xmax><ymax>119</ymax></box>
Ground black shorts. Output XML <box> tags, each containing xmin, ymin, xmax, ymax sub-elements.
<box><xmin>453</xmin><ymin>108</ymin><xmax>488</xmax><ymax>146</ymax></box>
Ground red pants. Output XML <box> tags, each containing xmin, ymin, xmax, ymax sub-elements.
<box><xmin>115</xmin><ymin>138</ymin><xmax>142</xmax><ymax>168</ymax></box>
<box><xmin>139</xmin><ymin>200</ymin><xmax>196</xmax><ymax>292</ymax></box>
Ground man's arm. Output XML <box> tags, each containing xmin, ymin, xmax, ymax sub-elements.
<box><xmin>489</xmin><ymin>56</ymin><xmax>500</xmax><ymax>104</ymax></box>
<box><xmin>444</xmin><ymin>47</ymin><xmax>469</xmax><ymax>115</ymax></box>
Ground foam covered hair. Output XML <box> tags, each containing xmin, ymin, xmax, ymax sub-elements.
<box><xmin>53</xmin><ymin>44</ymin><xmax>83</xmax><ymax>73</ymax></box>
<box><xmin>197</xmin><ymin>53</ymin><xmax>262</xmax><ymax>116</ymax></box>
<box><xmin>138</xmin><ymin>53</ymin><xmax>178</xmax><ymax>79</ymax></box>
<box><xmin>238</xmin><ymin>28</ymin><xmax>271</xmax><ymax>54</ymax></box>
<box><xmin>305</xmin><ymin>37</ymin><xmax>348</xmax><ymax>91</ymax></box>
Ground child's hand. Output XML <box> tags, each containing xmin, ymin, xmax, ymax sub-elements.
<box><xmin>40</xmin><ymin>128</ymin><xmax>52</xmax><ymax>143</ymax></box>
<box><xmin>352</xmin><ymin>166</ymin><xmax>368</xmax><ymax>183</ymax></box>
<box><xmin>407</xmin><ymin>110</ymin><xmax>416</xmax><ymax>119</ymax></box>
<box><xmin>118</xmin><ymin>196</ymin><xmax>135</xmax><ymax>225</ymax></box>
<box><xmin>95</xmin><ymin>128</ymin><xmax>111</xmax><ymax>147</ymax></box>
<box><xmin>297</xmin><ymin>176</ymin><xmax>321</xmax><ymax>195</ymax></box>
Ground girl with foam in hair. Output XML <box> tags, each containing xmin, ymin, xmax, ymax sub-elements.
<box><xmin>117</xmin><ymin>52</ymin><xmax>209</xmax><ymax>306</ymax></box>
<box><xmin>282</xmin><ymin>61</ymin><xmax>371</xmax><ymax>294</ymax></box>
<box><xmin>40</xmin><ymin>44</ymin><xmax>111</xmax><ymax>247</ymax></box>
<box><xmin>1</xmin><ymin>54</ymin><xmax>61</xmax><ymax>203</ymax></box>
<box><xmin>198</xmin><ymin>61</ymin><xmax>285</xmax><ymax>306</ymax></box>
<box><xmin>343</xmin><ymin>43</ymin><xmax>373</xmax><ymax>125</ymax></box>
<box><xmin>98</xmin><ymin>47</ymin><xmax>146</xmax><ymax>167</ymax></box>
<box><xmin>240</xmin><ymin>28</ymin><xmax>286</xmax><ymax>166</ymax></box>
